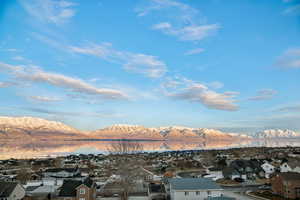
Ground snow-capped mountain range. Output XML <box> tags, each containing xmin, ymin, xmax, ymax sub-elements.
<box><xmin>0</xmin><ymin>116</ymin><xmax>297</xmax><ymax>141</ymax></box>
<box><xmin>255</xmin><ymin>129</ymin><xmax>300</xmax><ymax>139</ymax></box>
<box><xmin>88</xmin><ymin>124</ymin><xmax>252</xmax><ymax>140</ymax></box>
<box><xmin>0</xmin><ymin>116</ymin><xmax>80</xmax><ymax>139</ymax></box>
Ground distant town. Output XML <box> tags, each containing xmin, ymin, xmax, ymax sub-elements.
<box><xmin>1</xmin><ymin>145</ymin><xmax>300</xmax><ymax>200</ymax></box>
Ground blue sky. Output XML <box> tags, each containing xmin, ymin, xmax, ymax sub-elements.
<box><xmin>0</xmin><ymin>0</ymin><xmax>300</xmax><ymax>133</ymax></box>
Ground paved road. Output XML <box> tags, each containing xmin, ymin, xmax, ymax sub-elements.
<box><xmin>223</xmin><ymin>190</ymin><xmax>259</xmax><ymax>200</ymax></box>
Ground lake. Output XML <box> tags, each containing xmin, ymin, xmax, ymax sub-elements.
<box><xmin>0</xmin><ymin>138</ymin><xmax>300</xmax><ymax>160</ymax></box>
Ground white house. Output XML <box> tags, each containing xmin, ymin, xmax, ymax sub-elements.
<box><xmin>0</xmin><ymin>182</ymin><xmax>25</xmax><ymax>200</ymax></box>
<box><xmin>261</xmin><ymin>163</ymin><xmax>275</xmax><ymax>178</ymax></box>
<box><xmin>169</xmin><ymin>178</ymin><xmax>223</xmax><ymax>200</ymax></box>
<box><xmin>43</xmin><ymin>168</ymin><xmax>80</xmax><ymax>178</ymax></box>
<box><xmin>280</xmin><ymin>162</ymin><xmax>292</xmax><ymax>173</ymax></box>
<box><xmin>292</xmin><ymin>166</ymin><xmax>300</xmax><ymax>174</ymax></box>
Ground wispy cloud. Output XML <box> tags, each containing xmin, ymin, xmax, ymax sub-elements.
<box><xmin>248</xmin><ymin>89</ymin><xmax>277</xmax><ymax>101</ymax></box>
<box><xmin>275</xmin><ymin>48</ymin><xmax>300</xmax><ymax>69</ymax></box>
<box><xmin>283</xmin><ymin>4</ymin><xmax>300</xmax><ymax>15</ymax></box>
<box><xmin>135</xmin><ymin>0</ymin><xmax>198</xmax><ymax>22</ymax></box>
<box><xmin>20</xmin><ymin>0</ymin><xmax>77</xmax><ymax>25</ymax></box>
<box><xmin>0</xmin><ymin>62</ymin><xmax>128</xmax><ymax>100</ymax></box>
<box><xmin>69</xmin><ymin>43</ymin><xmax>167</xmax><ymax>78</ymax></box>
<box><xmin>23</xmin><ymin>107</ymin><xmax>123</xmax><ymax>118</ymax></box>
<box><xmin>0</xmin><ymin>81</ymin><xmax>18</xmax><ymax>88</ymax></box>
<box><xmin>152</xmin><ymin>22</ymin><xmax>220</xmax><ymax>42</ymax></box>
<box><xmin>136</xmin><ymin>0</ymin><xmax>220</xmax><ymax>42</ymax></box>
<box><xmin>28</xmin><ymin>95</ymin><xmax>61</xmax><ymax>102</ymax></box>
<box><xmin>184</xmin><ymin>48</ymin><xmax>205</xmax><ymax>55</ymax></box>
<box><xmin>275</xmin><ymin>104</ymin><xmax>300</xmax><ymax>112</ymax></box>
<box><xmin>162</xmin><ymin>77</ymin><xmax>239</xmax><ymax>111</ymax></box>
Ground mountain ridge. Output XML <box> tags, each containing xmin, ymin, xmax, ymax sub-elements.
<box><xmin>1</xmin><ymin>116</ymin><xmax>287</xmax><ymax>141</ymax></box>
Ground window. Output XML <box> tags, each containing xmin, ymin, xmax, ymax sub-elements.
<box><xmin>184</xmin><ymin>191</ymin><xmax>189</xmax><ymax>196</ymax></box>
<box><xmin>79</xmin><ymin>198</ymin><xmax>85</xmax><ymax>200</ymax></box>
<box><xmin>80</xmin><ymin>188</ymin><xmax>85</xmax><ymax>194</ymax></box>
<box><xmin>207</xmin><ymin>191</ymin><xmax>211</xmax><ymax>196</ymax></box>
<box><xmin>196</xmin><ymin>191</ymin><xmax>200</xmax><ymax>195</ymax></box>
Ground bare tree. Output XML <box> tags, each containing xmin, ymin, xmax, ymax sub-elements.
<box><xmin>108</xmin><ymin>140</ymin><xmax>143</xmax><ymax>155</ymax></box>
<box><xmin>107</xmin><ymin>140</ymin><xmax>144</xmax><ymax>200</ymax></box>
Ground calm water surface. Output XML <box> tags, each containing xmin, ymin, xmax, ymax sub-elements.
<box><xmin>0</xmin><ymin>139</ymin><xmax>299</xmax><ymax>160</ymax></box>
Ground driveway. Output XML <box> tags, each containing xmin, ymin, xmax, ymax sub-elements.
<box><xmin>223</xmin><ymin>190</ymin><xmax>260</xmax><ymax>200</ymax></box>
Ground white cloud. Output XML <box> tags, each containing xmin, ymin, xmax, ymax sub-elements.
<box><xmin>23</xmin><ymin>107</ymin><xmax>123</xmax><ymax>118</ymax></box>
<box><xmin>248</xmin><ymin>89</ymin><xmax>277</xmax><ymax>101</ymax></box>
<box><xmin>137</xmin><ymin>0</ymin><xmax>220</xmax><ymax>42</ymax></box>
<box><xmin>184</xmin><ymin>48</ymin><xmax>205</xmax><ymax>55</ymax></box>
<box><xmin>162</xmin><ymin>77</ymin><xmax>239</xmax><ymax>111</ymax></box>
<box><xmin>208</xmin><ymin>81</ymin><xmax>224</xmax><ymax>89</ymax></box>
<box><xmin>20</xmin><ymin>0</ymin><xmax>77</xmax><ymax>24</ymax></box>
<box><xmin>275</xmin><ymin>48</ymin><xmax>300</xmax><ymax>69</ymax></box>
<box><xmin>69</xmin><ymin>43</ymin><xmax>167</xmax><ymax>78</ymax></box>
<box><xmin>12</xmin><ymin>56</ymin><xmax>26</xmax><ymax>61</ymax></box>
<box><xmin>0</xmin><ymin>62</ymin><xmax>128</xmax><ymax>100</ymax></box>
<box><xmin>153</xmin><ymin>22</ymin><xmax>220</xmax><ymax>42</ymax></box>
<box><xmin>0</xmin><ymin>82</ymin><xmax>16</xmax><ymax>88</ymax></box>
<box><xmin>135</xmin><ymin>0</ymin><xmax>198</xmax><ymax>22</ymax></box>
<box><xmin>28</xmin><ymin>96</ymin><xmax>61</xmax><ymax>102</ymax></box>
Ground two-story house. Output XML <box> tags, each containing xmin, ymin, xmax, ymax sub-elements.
<box><xmin>261</xmin><ymin>162</ymin><xmax>275</xmax><ymax>178</ymax></box>
<box><xmin>271</xmin><ymin>172</ymin><xmax>300</xmax><ymax>199</ymax></box>
<box><xmin>58</xmin><ymin>177</ymin><xmax>96</xmax><ymax>200</ymax></box>
<box><xmin>0</xmin><ymin>182</ymin><xmax>25</xmax><ymax>200</ymax></box>
<box><xmin>168</xmin><ymin>178</ymin><xmax>224</xmax><ymax>200</ymax></box>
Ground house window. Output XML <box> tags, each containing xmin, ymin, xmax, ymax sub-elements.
<box><xmin>79</xmin><ymin>198</ymin><xmax>85</xmax><ymax>200</ymax></box>
<box><xmin>207</xmin><ymin>191</ymin><xmax>211</xmax><ymax>196</ymax></box>
<box><xmin>184</xmin><ymin>191</ymin><xmax>189</xmax><ymax>196</ymax></box>
<box><xmin>80</xmin><ymin>188</ymin><xmax>85</xmax><ymax>194</ymax></box>
<box><xmin>196</xmin><ymin>191</ymin><xmax>200</xmax><ymax>195</ymax></box>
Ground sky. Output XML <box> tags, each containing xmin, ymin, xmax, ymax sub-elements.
<box><xmin>0</xmin><ymin>0</ymin><xmax>300</xmax><ymax>133</ymax></box>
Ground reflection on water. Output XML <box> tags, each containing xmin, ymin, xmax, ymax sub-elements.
<box><xmin>0</xmin><ymin>139</ymin><xmax>299</xmax><ymax>160</ymax></box>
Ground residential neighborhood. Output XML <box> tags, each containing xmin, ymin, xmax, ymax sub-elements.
<box><xmin>0</xmin><ymin>146</ymin><xmax>300</xmax><ymax>200</ymax></box>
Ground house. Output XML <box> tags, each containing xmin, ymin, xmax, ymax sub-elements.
<box><xmin>280</xmin><ymin>162</ymin><xmax>292</xmax><ymax>173</ymax></box>
<box><xmin>222</xmin><ymin>167</ymin><xmax>241</xmax><ymax>180</ymax></box>
<box><xmin>58</xmin><ymin>177</ymin><xmax>96</xmax><ymax>200</ymax></box>
<box><xmin>148</xmin><ymin>183</ymin><xmax>166</xmax><ymax>200</ymax></box>
<box><xmin>261</xmin><ymin>162</ymin><xmax>275</xmax><ymax>178</ymax></box>
<box><xmin>0</xmin><ymin>182</ymin><xmax>25</xmax><ymax>200</ymax></box>
<box><xmin>271</xmin><ymin>172</ymin><xmax>300</xmax><ymax>199</ymax></box>
<box><xmin>168</xmin><ymin>178</ymin><xmax>223</xmax><ymax>200</ymax></box>
<box><xmin>44</xmin><ymin>168</ymin><xmax>81</xmax><ymax>178</ymax></box>
<box><xmin>287</xmin><ymin>161</ymin><xmax>300</xmax><ymax>174</ymax></box>
<box><xmin>228</xmin><ymin>159</ymin><xmax>263</xmax><ymax>180</ymax></box>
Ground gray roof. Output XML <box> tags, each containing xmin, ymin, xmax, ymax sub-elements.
<box><xmin>169</xmin><ymin>178</ymin><xmax>222</xmax><ymax>190</ymax></box>
<box><xmin>0</xmin><ymin>182</ymin><xmax>18</xmax><ymax>198</ymax></box>
<box><xmin>206</xmin><ymin>197</ymin><xmax>236</xmax><ymax>200</ymax></box>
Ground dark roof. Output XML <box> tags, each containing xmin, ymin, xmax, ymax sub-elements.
<box><xmin>59</xmin><ymin>180</ymin><xmax>82</xmax><ymax>197</ymax></box>
<box><xmin>45</xmin><ymin>168</ymin><xmax>78</xmax><ymax>173</ymax></box>
<box><xmin>149</xmin><ymin>183</ymin><xmax>165</xmax><ymax>193</ymax></box>
<box><xmin>222</xmin><ymin>167</ymin><xmax>240</xmax><ymax>177</ymax></box>
<box><xmin>0</xmin><ymin>182</ymin><xmax>18</xmax><ymax>198</ymax></box>
<box><xmin>230</xmin><ymin>159</ymin><xmax>263</xmax><ymax>173</ymax></box>
<box><xmin>59</xmin><ymin>178</ymin><xmax>94</xmax><ymax>197</ymax></box>
<box><xmin>280</xmin><ymin>172</ymin><xmax>300</xmax><ymax>181</ymax></box>
<box><xmin>169</xmin><ymin>178</ymin><xmax>222</xmax><ymax>190</ymax></box>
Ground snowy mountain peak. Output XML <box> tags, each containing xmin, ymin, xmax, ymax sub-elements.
<box><xmin>255</xmin><ymin>129</ymin><xmax>300</xmax><ymax>138</ymax></box>
<box><xmin>0</xmin><ymin>116</ymin><xmax>79</xmax><ymax>133</ymax></box>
